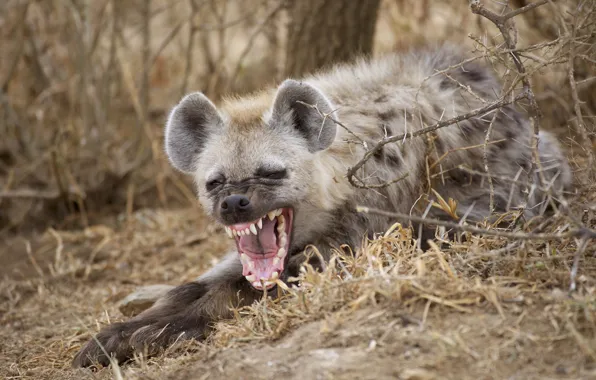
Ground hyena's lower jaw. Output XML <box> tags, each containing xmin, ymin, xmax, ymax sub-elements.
<box><xmin>224</xmin><ymin>207</ymin><xmax>294</xmax><ymax>290</ymax></box>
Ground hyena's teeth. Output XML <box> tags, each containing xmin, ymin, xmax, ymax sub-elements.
<box><xmin>267</xmin><ymin>211</ymin><xmax>276</xmax><ymax>221</ymax></box>
<box><xmin>252</xmin><ymin>281</ymin><xmax>261</xmax><ymax>289</ymax></box>
<box><xmin>271</xmin><ymin>271</ymin><xmax>279</xmax><ymax>280</ymax></box>
<box><xmin>275</xmin><ymin>208</ymin><xmax>282</xmax><ymax>216</ymax></box>
<box><xmin>257</xmin><ymin>218</ymin><xmax>263</xmax><ymax>229</ymax></box>
<box><xmin>249</xmin><ymin>224</ymin><xmax>257</xmax><ymax>235</ymax></box>
<box><xmin>280</xmin><ymin>234</ymin><xmax>287</xmax><ymax>248</ymax></box>
<box><xmin>272</xmin><ymin>257</ymin><xmax>280</xmax><ymax>266</ymax></box>
<box><xmin>240</xmin><ymin>253</ymin><xmax>249</xmax><ymax>264</ymax></box>
<box><xmin>225</xmin><ymin>227</ymin><xmax>233</xmax><ymax>238</ymax></box>
<box><xmin>244</xmin><ymin>228</ymin><xmax>250</xmax><ymax>236</ymax></box>
<box><xmin>277</xmin><ymin>247</ymin><xmax>286</xmax><ymax>258</ymax></box>
<box><xmin>276</xmin><ymin>215</ymin><xmax>285</xmax><ymax>233</ymax></box>
<box><xmin>245</xmin><ymin>274</ymin><xmax>256</xmax><ymax>282</ymax></box>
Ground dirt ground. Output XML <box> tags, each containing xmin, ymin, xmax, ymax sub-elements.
<box><xmin>1</xmin><ymin>193</ymin><xmax>595</xmax><ymax>379</ymax></box>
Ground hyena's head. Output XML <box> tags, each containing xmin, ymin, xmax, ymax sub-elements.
<box><xmin>164</xmin><ymin>80</ymin><xmax>338</xmax><ymax>291</ymax></box>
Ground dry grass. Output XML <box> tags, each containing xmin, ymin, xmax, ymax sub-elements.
<box><xmin>1</xmin><ymin>0</ymin><xmax>596</xmax><ymax>379</ymax></box>
<box><xmin>1</xmin><ymin>197</ymin><xmax>595</xmax><ymax>379</ymax></box>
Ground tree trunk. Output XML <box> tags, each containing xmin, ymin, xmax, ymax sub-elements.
<box><xmin>284</xmin><ymin>0</ymin><xmax>381</xmax><ymax>78</ymax></box>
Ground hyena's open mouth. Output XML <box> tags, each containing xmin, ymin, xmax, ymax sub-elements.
<box><xmin>223</xmin><ymin>208</ymin><xmax>293</xmax><ymax>290</ymax></box>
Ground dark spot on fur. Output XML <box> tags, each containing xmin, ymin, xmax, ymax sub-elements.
<box><xmin>374</xmin><ymin>94</ymin><xmax>388</xmax><ymax>103</ymax></box>
<box><xmin>378</xmin><ymin>109</ymin><xmax>397</xmax><ymax>122</ymax></box>
<box><xmin>385</xmin><ymin>151</ymin><xmax>402</xmax><ymax>167</ymax></box>
<box><xmin>440</xmin><ymin>76</ymin><xmax>455</xmax><ymax>90</ymax></box>
<box><xmin>379</xmin><ymin>123</ymin><xmax>393</xmax><ymax>136</ymax></box>
<box><xmin>374</xmin><ymin>149</ymin><xmax>383</xmax><ymax>160</ymax></box>
<box><xmin>450</xmin><ymin>168</ymin><xmax>472</xmax><ymax>185</ymax></box>
<box><xmin>358</xmin><ymin>109</ymin><xmax>374</xmax><ymax>118</ymax></box>
<box><xmin>460</xmin><ymin>64</ymin><xmax>486</xmax><ymax>83</ymax></box>
<box><xmin>459</xmin><ymin>120</ymin><xmax>475</xmax><ymax>136</ymax></box>
<box><xmin>374</xmin><ymin>146</ymin><xmax>402</xmax><ymax>168</ymax></box>
<box><xmin>495</xmin><ymin>139</ymin><xmax>508</xmax><ymax>150</ymax></box>
<box><xmin>505</xmin><ymin>129</ymin><xmax>516</xmax><ymax>140</ymax></box>
<box><xmin>433</xmin><ymin>136</ymin><xmax>445</xmax><ymax>154</ymax></box>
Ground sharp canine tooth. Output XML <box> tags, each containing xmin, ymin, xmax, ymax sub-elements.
<box><xmin>245</xmin><ymin>274</ymin><xmax>256</xmax><ymax>282</ymax></box>
<box><xmin>257</xmin><ymin>218</ymin><xmax>263</xmax><ymax>229</ymax></box>
<box><xmin>225</xmin><ymin>227</ymin><xmax>233</xmax><ymax>238</ymax></box>
<box><xmin>268</xmin><ymin>211</ymin><xmax>275</xmax><ymax>221</ymax></box>
<box><xmin>275</xmin><ymin>209</ymin><xmax>282</xmax><ymax>216</ymax></box>
<box><xmin>277</xmin><ymin>247</ymin><xmax>286</xmax><ymax>258</ymax></box>
<box><xmin>250</xmin><ymin>224</ymin><xmax>257</xmax><ymax>235</ymax></box>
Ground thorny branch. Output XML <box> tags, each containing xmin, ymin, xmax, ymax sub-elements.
<box><xmin>469</xmin><ymin>0</ymin><xmax>549</xmax><ymax>192</ymax></box>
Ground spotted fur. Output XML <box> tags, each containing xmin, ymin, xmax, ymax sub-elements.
<box><xmin>73</xmin><ymin>44</ymin><xmax>571</xmax><ymax>367</ymax></box>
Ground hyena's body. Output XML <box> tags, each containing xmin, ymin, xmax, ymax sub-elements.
<box><xmin>73</xmin><ymin>45</ymin><xmax>571</xmax><ymax>367</ymax></box>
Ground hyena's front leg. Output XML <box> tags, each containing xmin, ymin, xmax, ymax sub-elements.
<box><xmin>72</xmin><ymin>252</ymin><xmax>259</xmax><ymax>368</ymax></box>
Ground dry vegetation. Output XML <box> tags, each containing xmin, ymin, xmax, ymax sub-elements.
<box><xmin>1</xmin><ymin>0</ymin><xmax>595</xmax><ymax>379</ymax></box>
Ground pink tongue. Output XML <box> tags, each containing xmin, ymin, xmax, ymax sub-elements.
<box><xmin>238</xmin><ymin>217</ymin><xmax>278</xmax><ymax>254</ymax></box>
<box><xmin>248</xmin><ymin>257</ymin><xmax>279</xmax><ymax>280</ymax></box>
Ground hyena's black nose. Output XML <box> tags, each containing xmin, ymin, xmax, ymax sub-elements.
<box><xmin>221</xmin><ymin>195</ymin><xmax>251</xmax><ymax>215</ymax></box>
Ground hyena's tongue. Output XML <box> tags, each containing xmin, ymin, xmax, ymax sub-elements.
<box><xmin>233</xmin><ymin>210</ymin><xmax>290</xmax><ymax>290</ymax></box>
<box><xmin>238</xmin><ymin>217</ymin><xmax>278</xmax><ymax>254</ymax></box>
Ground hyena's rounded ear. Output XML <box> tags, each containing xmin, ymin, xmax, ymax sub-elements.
<box><xmin>164</xmin><ymin>92</ymin><xmax>222</xmax><ymax>173</ymax></box>
<box><xmin>270</xmin><ymin>79</ymin><xmax>337</xmax><ymax>152</ymax></box>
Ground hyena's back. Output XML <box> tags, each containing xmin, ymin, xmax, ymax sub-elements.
<box><xmin>281</xmin><ymin>45</ymin><xmax>573</xmax><ymax>222</ymax></box>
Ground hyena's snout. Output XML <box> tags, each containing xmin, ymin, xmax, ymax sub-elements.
<box><xmin>220</xmin><ymin>194</ymin><xmax>252</xmax><ymax>220</ymax></box>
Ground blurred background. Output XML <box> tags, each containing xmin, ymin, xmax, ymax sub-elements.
<box><xmin>1</xmin><ymin>0</ymin><xmax>594</xmax><ymax>237</ymax></box>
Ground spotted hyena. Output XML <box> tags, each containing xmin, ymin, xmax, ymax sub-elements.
<box><xmin>73</xmin><ymin>44</ymin><xmax>571</xmax><ymax>367</ymax></box>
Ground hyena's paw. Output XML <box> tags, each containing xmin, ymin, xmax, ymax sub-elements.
<box><xmin>72</xmin><ymin>312</ymin><xmax>209</xmax><ymax>368</ymax></box>
<box><xmin>72</xmin><ymin>321</ymin><xmax>138</xmax><ymax>368</ymax></box>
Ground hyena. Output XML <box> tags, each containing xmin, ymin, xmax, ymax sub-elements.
<box><xmin>73</xmin><ymin>44</ymin><xmax>571</xmax><ymax>367</ymax></box>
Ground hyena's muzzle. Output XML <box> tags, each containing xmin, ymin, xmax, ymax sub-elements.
<box><xmin>219</xmin><ymin>192</ymin><xmax>294</xmax><ymax>291</ymax></box>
